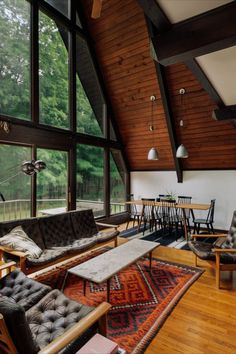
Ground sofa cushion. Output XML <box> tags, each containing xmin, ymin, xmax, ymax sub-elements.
<box><xmin>0</xmin><ymin>296</ymin><xmax>39</xmax><ymax>354</ymax></box>
<box><xmin>39</xmin><ymin>213</ymin><xmax>76</xmax><ymax>248</ymax></box>
<box><xmin>0</xmin><ymin>269</ymin><xmax>51</xmax><ymax>311</ymax></box>
<box><xmin>70</xmin><ymin>209</ymin><xmax>98</xmax><ymax>239</ymax></box>
<box><xmin>0</xmin><ymin>226</ymin><xmax>43</xmax><ymax>258</ymax></box>
<box><xmin>66</xmin><ymin>236</ymin><xmax>97</xmax><ymax>254</ymax></box>
<box><xmin>26</xmin><ymin>289</ymin><xmax>95</xmax><ymax>350</ymax></box>
<box><xmin>188</xmin><ymin>240</ymin><xmax>215</xmax><ymax>260</ymax></box>
<box><xmin>96</xmin><ymin>230</ymin><xmax>119</xmax><ymax>243</ymax></box>
<box><xmin>0</xmin><ymin>217</ymin><xmax>45</xmax><ymax>250</ymax></box>
<box><xmin>26</xmin><ymin>248</ymin><xmax>68</xmax><ymax>267</ymax></box>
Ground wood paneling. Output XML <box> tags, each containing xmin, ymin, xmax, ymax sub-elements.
<box><xmin>81</xmin><ymin>0</ymin><xmax>236</xmax><ymax>172</ymax></box>
<box><xmin>81</xmin><ymin>0</ymin><xmax>174</xmax><ymax>171</ymax></box>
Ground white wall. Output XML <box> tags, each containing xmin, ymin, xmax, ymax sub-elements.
<box><xmin>131</xmin><ymin>170</ymin><xmax>236</xmax><ymax>230</ymax></box>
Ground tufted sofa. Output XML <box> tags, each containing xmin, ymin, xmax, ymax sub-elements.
<box><xmin>188</xmin><ymin>210</ymin><xmax>236</xmax><ymax>288</ymax></box>
<box><xmin>0</xmin><ymin>209</ymin><xmax>119</xmax><ymax>274</ymax></box>
<box><xmin>0</xmin><ymin>268</ymin><xmax>111</xmax><ymax>354</ymax></box>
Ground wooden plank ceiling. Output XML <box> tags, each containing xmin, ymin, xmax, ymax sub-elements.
<box><xmin>80</xmin><ymin>0</ymin><xmax>236</xmax><ymax>171</ymax></box>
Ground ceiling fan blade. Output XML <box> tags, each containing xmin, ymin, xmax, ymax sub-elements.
<box><xmin>91</xmin><ymin>0</ymin><xmax>103</xmax><ymax>19</ymax></box>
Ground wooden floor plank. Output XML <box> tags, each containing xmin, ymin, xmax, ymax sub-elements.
<box><xmin>116</xmin><ymin>224</ymin><xmax>236</xmax><ymax>354</ymax></box>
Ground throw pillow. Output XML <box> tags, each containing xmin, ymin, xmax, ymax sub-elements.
<box><xmin>0</xmin><ymin>226</ymin><xmax>43</xmax><ymax>259</ymax></box>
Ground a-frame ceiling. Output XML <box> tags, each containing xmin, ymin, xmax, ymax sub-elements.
<box><xmin>79</xmin><ymin>0</ymin><xmax>236</xmax><ymax>179</ymax></box>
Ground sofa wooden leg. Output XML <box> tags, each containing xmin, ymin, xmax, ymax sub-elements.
<box><xmin>194</xmin><ymin>254</ymin><xmax>198</xmax><ymax>267</ymax></box>
<box><xmin>98</xmin><ymin>313</ymin><xmax>108</xmax><ymax>337</ymax></box>
<box><xmin>114</xmin><ymin>237</ymin><xmax>118</xmax><ymax>247</ymax></box>
<box><xmin>216</xmin><ymin>253</ymin><xmax>220</xmax><ymax>289</ymax></box>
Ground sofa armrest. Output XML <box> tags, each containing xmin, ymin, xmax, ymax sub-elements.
<box><xmin>0</xmin><ymin>246</ymin><xmax>27</xmax><ymax>273</ymax></box>
<box><xmin>0</xmin><ymin>261</ymin><xmax>16</xmax><ymax>272</ymax></box>
<box><xmin>212</xmin><ymin>248</ymin><xmax>236</xmax><ymax>253</ymax></box>
<box><xmin>191</xmin><ymin>234</ymin><xmax>227</xmax><ymax>240</ymax></box>
<box><xmin>38</xmin><ymin>302</ymin><xmax>111</xmax><ymax>354</ymax></box>
<box><xmin>96</xmin><ymin>222</ymin><xmax>119</xmax><ymax>231</ymax></box>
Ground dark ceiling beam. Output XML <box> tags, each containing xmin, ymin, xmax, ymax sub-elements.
<box><xmin>152</xmin><ymin>2</ymin><xmax>236</xmax><ymax>66</ymax></box>
<box><xmin>137</xmin><ymin>0</ymin><xmax>225</xmax><ymax>108</ymax></box>
<box><xmin>136</xmin><ymin>0</ymin><xmax>171</xmax><ymax>31</ymax></box>
<box><xmin>213</xmin><ymin>105</ymin><xmax>236</xmax><ymax>121</ymax></box>
<box><xmin>145</xmin><ymin>17</ymin><xmax>183</xmax><ymax>183</ymax></box>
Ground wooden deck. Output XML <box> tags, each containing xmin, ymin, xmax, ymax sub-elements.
<box><xmin>117</xmin><ymin>224</ymin><xmax>236</xmax><ymax>354</ymax></box>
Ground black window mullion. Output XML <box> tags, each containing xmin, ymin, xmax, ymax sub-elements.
<box><xmin>31</xmin><ymin>1</ymin><xmax>39</xmax><ymax>124</ymax></box>
<box><xmin>104</xmin><ymin>147</ymin><xmax>110</xmax><ymax>217</ymax></box>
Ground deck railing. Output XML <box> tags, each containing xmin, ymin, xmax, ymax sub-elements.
<box><xmin>0</xmin><ymin>198</ymin><xmax>125</xmax><ymax>221</ymax></box>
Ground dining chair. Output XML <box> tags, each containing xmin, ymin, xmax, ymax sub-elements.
<box><xmin>177</xmin><ymin>195</ymin><xmax>192</xmax><ymax>232</ymax></box>
<box><xmin>141</xmin><ymin>198</ymin><xmax>155</xmax><ymax>234</ymax></box>
<box><xmin>192</xmin><ymin>199</ymin><xmax>216</xmax><ymax>234</ymax></box>
<box><xmin>159</xmin><ymin>199</ymin><xmax>182</xmax><ymax>239</ymax></box>
<box><xmin>126</xmin><ymin>194</ymin><xmax>141</xmax><ymax>229</ymax></box>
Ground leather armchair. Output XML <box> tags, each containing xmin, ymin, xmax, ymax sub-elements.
<box><xmin>188</xmin><ymin>210</ymin><xmax>236</xmax><ymax>288</ymax></box>
<box><xmin>0</xmin><ymin>267</ymin><xmax>111</xmax><ymax>354</ymax></box>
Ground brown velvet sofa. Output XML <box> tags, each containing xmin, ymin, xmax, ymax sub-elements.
<box><xmin>0</xmin><ymin>265</ymin><xmax>111</xmax><ymax>354</ymax></box>
<box><xmin>0</xmin><ymin>209</ymin><xmax>119</xmax><ymax>274</ymax></box>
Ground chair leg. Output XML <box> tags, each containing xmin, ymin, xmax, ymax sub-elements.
<box><xmin>215</xmin><ymin>253</ymin><xmax>220</xmax><ymax>289</ymax></box>
<box><xmin>210</xmin><ymin>223</ymin><xmax>215</xmax><ymax>234</ymax></box>
<box><xmin>197</xmin><ymin>223</ymin><xmax>200</xmax><ymax>234</ymax></box>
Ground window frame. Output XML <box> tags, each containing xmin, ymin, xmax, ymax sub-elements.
<box><xmin>0</xmin><ymin>0</ymin><xmax>129</xmax><ymax>220</ymax></box>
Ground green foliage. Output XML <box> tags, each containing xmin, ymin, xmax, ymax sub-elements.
<box><xmin>0</xmin><ymin>0</ymin><xmax>125</xmax><ymax>207</ymax></box>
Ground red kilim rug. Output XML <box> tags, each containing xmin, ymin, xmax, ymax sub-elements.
<box><xmin>37</xmin><ymin>247</ymin><xmax>203</xmax><ymax>354</ymax></box>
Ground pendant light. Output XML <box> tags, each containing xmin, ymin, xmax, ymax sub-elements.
<box><xmin>147</xmin><ymin>95</ymin><xmax>159</xmax><ymax>160</ymax></box>
<box><xmin>176</xmin><ymin>88</ymin><xmax>189</xmax><ymax>159</ymax></box>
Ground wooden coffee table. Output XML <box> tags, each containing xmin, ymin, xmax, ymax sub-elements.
<box><xmin>68</xmin><ymin>239</ymin><xmax>160</xmax><ymax>302</ymax></box>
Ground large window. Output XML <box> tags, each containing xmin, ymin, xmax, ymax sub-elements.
<box><xmin>37</xmin><ymin>148</ymin><xmax>68</xmax><ymax>216</ymax></box>
<box><xmin>76</xmin><ymin>145</ymin><xmax>104</xmax><ymax>217</ymax></box>
<box><xmin>0</xmin><ymin>1</ymin><xmax>128</xmax><ymax>222</ymax></box>
<box><xmin>0</xmin><ymin>144</ymin><xmax>32</xmax><ymax>221</ymax></box>
<box><xmin>39</xmin><ymin>11</ymin><xmax>69</xmax><ymax>129</ymax></box>
<box><xmin>0</xmin><ymin>0</ymin><xmax>30</xmax><ymax>120</ymax></box>
<box><xmin>110</xmin><ymin>150</ymin><xmax>126</xmax><ymax>214</ymax></box>
<box><xmin>76</xmin><ymin>37</ymin><xmax>105</xmax><ymax>137</ymax></box>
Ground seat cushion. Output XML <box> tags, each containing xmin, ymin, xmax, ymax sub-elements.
<box><xmin>26</xmin><ymin>248</ymin><xmax>68</xmax><ymax>267</ymax></box>
<box><xmin>66</xmin><ymin>236</ymin><xmax>97</xmax><ymax>254</ymax></box>
<box><xmin>0</xmin><ymin>296</ymin><xmax>39</xmax><ymax>354</ymax></box>
<box><xmin>70</xmin><ymin>209</ymin><xmax>98</xmax><ymax>239</ymax></box>
<box><xmin>188</xmin><ymin>241</ymin><xmax>215</xmax><ymax>260</ymax></box>
<box><xmin>0</xmin><ymin>226</ymin><xmax>43</xmax><ymax>259</ymax></box>
<box><xmin>39</xmin><ymin>213</ymin><xmax>76</xmax><ymax>248</ymax></box>
<box><xmin>96</xmin><ymin>230</ymin><xmax>119</xmax><ymax>243</ymax></box>
<box><xmin>26</xmin><ymin>289</ymin><xmax>96</xmax><ymax>350</ymax></box>
<box><xmin>0</xmin><ymin>269</ymin><xmax>51</xmax><ymax>311</ymax></box>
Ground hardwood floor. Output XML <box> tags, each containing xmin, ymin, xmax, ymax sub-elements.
<box><xmin>116</xmin><ymin>224</ymin><xmax>236</xmax><ymax>354</ymax></box>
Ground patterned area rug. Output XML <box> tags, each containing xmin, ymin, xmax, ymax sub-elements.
<box><xmin>37</xmin><ymin>247</ymin><xmax>203</xmax><ymax>354</ymax></box>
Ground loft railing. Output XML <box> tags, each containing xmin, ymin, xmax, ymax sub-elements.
<box><xmin>0</xmin><ymin>198</ymin><xmax>125</xmax><ymax>221</ymax></box>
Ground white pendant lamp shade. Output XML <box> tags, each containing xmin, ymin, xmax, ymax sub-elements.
<box><xmin>176</xmin><ymin>144</ymin><xmax>189</xmax><ymax>158</ymax></box>
<box><xmin>148</xmin><ymin>147</ymin><xmax>159</xmax><ymax>160</ymax></box>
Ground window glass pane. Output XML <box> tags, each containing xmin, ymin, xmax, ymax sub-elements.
<box><xmin>76</xmin><ymin>145</ymin><xmax>104</xmax><ymax>217</ymax></box>
<box><xmin>110</xmin><ymin>150</ymin><xmax>126</xmax><ymax>214</ymax></box>
<box><xmin>110</xmin><ymin>122</ymin><xmax>117</xmax><ymax>141</ymax></box>
<box><xmin>0</xmin><ymin>144</ymin><xmax>31</xmax><ymax>221</ymax></box>
<box><xmin>39</xmin><ymin>11</ymin><xmax>69</xmax><ymax>129</ymax></box>
<box><xmin>37</xmin><ymin>149</ymin><xmax>68</xmax><ymax>216</ymax></box>
<box><xmin>44</xmin><ymin>0</ymin><xmax>70</xmax><ymax>19</ymax></box>
<box><xmin>0</xmin><ymin>0</ymin><xmax>30</xmax><ymax>120</ymax></box>
<box><xmin>76</xmin><ymin>36</ymin><xmax>105</xmax><ymax>137</ymax></box>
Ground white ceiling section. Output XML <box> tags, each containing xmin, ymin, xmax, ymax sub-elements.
<box><xmin>156</xmin><ymin>0</ymin><xmax>235</xmax><ymax>107</ymax></box>
<box><xmin>196</xmin><ymin>46</ymin><xmax>236</xmax><ymax>106</ymax></box>
<box><xmin>156</xmin><ymin>0</ymin><xmax>233</xmax><ymax>24</ymax></box>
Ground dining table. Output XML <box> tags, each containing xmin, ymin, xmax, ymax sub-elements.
<box><xmin>126</xmin><ymin>200</ymin><xmax>210</xmax><ymax>240</ymax></box>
